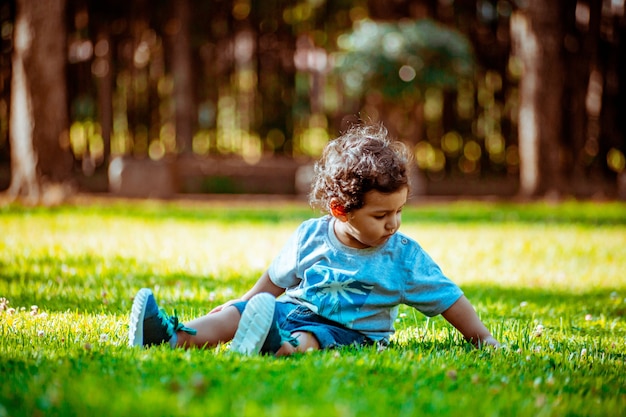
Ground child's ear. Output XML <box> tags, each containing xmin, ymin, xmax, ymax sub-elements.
<box><xmin>330</xmin><ymin>199</ymin><xmax>348</xmax><ymax>221</ymax></box>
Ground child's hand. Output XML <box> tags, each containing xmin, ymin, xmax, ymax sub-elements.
<box><xmin>479</xmin><ymin>335</ymin><xmax>500</xmax><ymax>349</ymax></box>
<box><xmin>209</xmin><ymin>299</ymin><xmax>242</xmax><ymax>314</ymax></box>
<box><xmin>441</xmin><ymin>296</ymin><xmax>499</xmax><ymax>349</ymax></box>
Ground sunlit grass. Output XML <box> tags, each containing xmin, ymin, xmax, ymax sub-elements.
<box><xmin>1</xmin><ymin>198</ymin><xmax>625</xmax><ymax>416</ymax></box>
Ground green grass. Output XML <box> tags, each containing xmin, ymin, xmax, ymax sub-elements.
<box><xmin>1</xmin><ymin>198</ymin><xmax>626</xmax><ymax>416</ymax></box>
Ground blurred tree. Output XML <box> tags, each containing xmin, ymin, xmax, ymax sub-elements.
<box><xmin>1</xmin><ymin>0</ymin><xmax>623</xmax><ymax>198</ymax></box>
<box><xmin>511</xmin><ymin>0</ymin><xmax>566</xmax><ymax>197</ymax></box>
<box><xmin>169</xmin><ymin>0</ymin><xmax>195</xmax><ymax>154</ymax></box>
<box><xmin>0</xmin><ymin>3</ymin><xmax>14</xmax><ymax>175</ymax></box>
<box><xmin>8</xmin><ymin>0</ymin><xmax>73</xmax><ymax>204</ymax></box>
<box><xmin>87</xmin><ymin>0</ymin><xmax>130</xmax><ymax>164</ymax></box>
<box><xmin>334</xmin><ymin>19</ymin><xmax>474</xmax><ymax>98</ymax></box>
<box><xmin>254</xmin><ymin>0</ymin><xmax>296</xmax><ymax>153</ymax></box>
<box><xmin>333</xmin><ymin>17</ymin><xmax>475</xmax><ymax>155</ymax></box>
<box><xmin>561</xmin><ymin>0</ymin><xmax>602</xmax><ymax>187</ymax></box>
<box><xmin>93</xmin><ymin>19</ymin><xmax>113</xmax><ymax>163</ymax></box>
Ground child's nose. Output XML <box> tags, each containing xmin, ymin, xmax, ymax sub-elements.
<box><xmin>386</xmin><ymin>217</ymin><xmax>399</xmax><ymax>231</ymax></box>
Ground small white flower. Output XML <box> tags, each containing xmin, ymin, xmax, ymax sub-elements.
<box><xmin>581</xmin><ymin>348</ymin><xmax>587</xmax><ymax>356</ymax></box>
<box><xmin>37</xmin><ymin>330</ymin><xmax>45</xmax><ymax>337</ymax></box>
<box><xmin>585</xmin><ymin>314</ymin><xmax>593</xmax><ymax>321</ymax></box>
<box><xmin>99</xmin><ymin>334</ymin><xmax>109</xmax><ymax>343</ymax></box>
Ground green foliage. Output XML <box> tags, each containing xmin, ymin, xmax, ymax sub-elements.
<box><xmin>334</xmin><ymin>18</ymin><xmax>475</xmax><ymax>97</ymax></box>
<box><xmin>1</xmin><ymin>200</ymin><xmax>626</xmax><ymax>416</ymax></box>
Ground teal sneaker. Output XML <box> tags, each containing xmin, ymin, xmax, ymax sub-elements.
<box><xmin>128</xmin><ymin>288</ymin><xmax>197</xmax><ymax>347</ymax></box>
<box><xmin>230</xmin><ymin>293</ymin><xmax>300</xmax><ymax>355</ymax></box>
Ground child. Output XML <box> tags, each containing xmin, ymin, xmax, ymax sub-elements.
<box><xmin>128</xmin><ymin>123</ymin><xmax>499</xmax><ymax>355</ymax></box>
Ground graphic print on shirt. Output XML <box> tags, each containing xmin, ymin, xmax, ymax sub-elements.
<box><xmin>303</xmin><ymin>265</ymin><xmax>374</xmax><ymax>324</ymax></box>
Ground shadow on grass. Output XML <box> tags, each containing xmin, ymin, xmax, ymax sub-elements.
<box><xmin>3</xmin><ymin>252</ymin><xmax>625</xmax><ymax>324</ymax></box>
<box><xmin>0</xmin><ymin>255</ymin><xmax>255</xmax><ymax>314</ymax></box>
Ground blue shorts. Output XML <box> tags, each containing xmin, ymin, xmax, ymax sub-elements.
<box><xmin>232</xmin><ymin>299</ymin><xmax>371</xmax><ymax>349</ymax></box>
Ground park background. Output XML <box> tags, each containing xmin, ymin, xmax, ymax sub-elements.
<box><xmin>1</xmin><ymin>2</ymin><xmax>626</xmax><ymax>416</ymax></box>
<box><xmin>0</xmin><ymin>0</ymin><xmax>625</xmax><ymax>203</ymax></box>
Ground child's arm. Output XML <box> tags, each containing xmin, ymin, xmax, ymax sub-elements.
<box><xmin>240</xmin><ymin>269</ymin><xmax>285</xmax><ymax>300</ymax></box>
<box><xmin>441</xmin><ymin>295</ymin><xmax>500</xmax><ymax>348</ymax></box>
<box><xmin>209</xmin><ymin>270</ymin><xmax>284</xmax><ymax>313</ymax></box>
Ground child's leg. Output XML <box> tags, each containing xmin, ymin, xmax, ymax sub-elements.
<box><xmin>176</xmin><ymin>306</ymin><xmax>241</xmax><ymax>348</ymax></box>
<box><xmin>275</xmin><ymin>331</ymin><xmax>320</xmax><ymax>357</ymax></box>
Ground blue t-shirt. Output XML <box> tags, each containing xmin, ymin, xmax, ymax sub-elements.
<box><xmin>268</xmin><ymin>216</ymin><xmax>463</xmax><ymax>341</ymax></box>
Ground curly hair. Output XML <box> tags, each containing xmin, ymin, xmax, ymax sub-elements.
<box><xmin>309</xmin><ymin>123</ymin><xmax>412</xmax><ymax>213</ymax></box>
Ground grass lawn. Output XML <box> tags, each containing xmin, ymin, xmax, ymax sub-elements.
<box><xmin>1</xmin><ymin>197</ymin><xmax>625</xmax><ymax>416</ymax></box>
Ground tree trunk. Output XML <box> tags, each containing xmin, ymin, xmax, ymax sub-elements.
<box><xmin>95</xmin><ymin>23</ymin><xmax>113</xmax><ymax>162</ymax></box>
<box><xmin>8</xmin><ymin>2</ymin><xmax>38</xmax><ymax>203</ymax></box>
<box><xmin>8</xmin><ymin>0</ymin><xmax>73</xmax><ymax>205</ymax></box>
<box><xmin>510</xmin><ymin>1</ymin><xmax>566</xmax><ymax>197</ymax></box>
<box><xmin>170</xmin><ymin>0</ymin><xmax>196</xmax><ymax>154</ymax></box>
<box><xmin>561</xmin><ymin>0</ymin><xmax>603</xmax><ymax>193</ymax></box>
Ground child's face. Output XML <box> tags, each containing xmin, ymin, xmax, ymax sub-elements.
<box><xmin>334</xmin><ymin>187</ymin><xmax>408</xmax><ymax>249</ymax></box>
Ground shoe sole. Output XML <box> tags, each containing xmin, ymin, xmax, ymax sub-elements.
<box><xmin>128</xmin><ymin>288</ymin><xmax>152</xmax><ymax>347</ymax></box>
<box><xmin>230</xmin><ymin>293</ymin><xmax>276</xmax><ymax>355</ymax></box>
